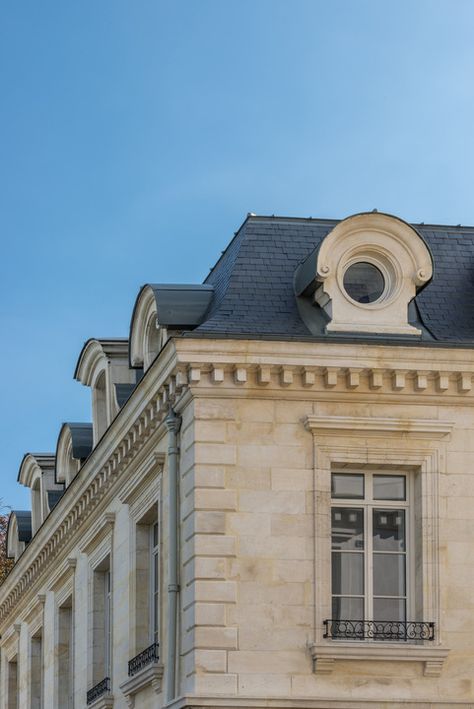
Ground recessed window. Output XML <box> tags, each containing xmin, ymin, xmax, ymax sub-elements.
<box><xmin>330</xmin><ymin>471</ymin><xmax>410</xmax><ymax>641</ymax></box>
<box><xmin>343</xmin><ymin>262</ymin><xmax>385</xmax><ymax>304</ymax></box>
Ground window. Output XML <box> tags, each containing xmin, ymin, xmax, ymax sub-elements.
<box><xmin>57</xmin><ymin>598</ymin><xmax>74</xmax><ymax>709</ymax></box>
<box><xmin>91</xmin><ymin>556</ymin><xmax>112</xmax><ymax>687</ymax></box>
<box><xmin>151</xmin><ymin>521</ymin><xmax>159</xmax><ymax>646</ymax></box>
<box><xmin>30</xmin><ymin>630</ymin><xmax>43</xmax><ymax>709</ymax></box>
<box><xmin>133</xmin><ymin>506</ymin><xmax>160</xmax><ymax>657</ymax></box>
<box><xmin>7</xmin><ymin>657</ymin><xmax>17</xmax><ymax>709</ymax></box>
<box><xmin>330</xmin><ymin>471</ymin><xmax>415</xmax><ymax>641</ymax></box>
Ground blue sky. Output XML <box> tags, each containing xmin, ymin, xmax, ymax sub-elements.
<box><xmin>1</xmin><ymin>0</ymin><xmax>474</xmax><ymax>508</ymax></box>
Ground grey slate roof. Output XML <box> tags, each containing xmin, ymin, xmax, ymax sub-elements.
<box><xmin>187</xmin><ymin>215</ymin><xmax>474</xmax><ymax>345</ymax></box>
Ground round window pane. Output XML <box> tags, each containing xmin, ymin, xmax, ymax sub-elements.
<box><xmin>343</xmin><ymin>262</ymin><xmax>385</xmax><ymax>304</ymax></box>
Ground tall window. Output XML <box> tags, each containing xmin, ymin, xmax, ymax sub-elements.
<box><xmin>91</xmin><ymin>557</ymin><xmax>112</xmax><ymax>685</ymax></box>
<box><xmin>57</xmin><ymin>598</ymin><xmax>74</xmax><ymax>708</ymax></box>
<box><xmin>104</xmin><ymin>570</ymin><xmax>112</xmax><ymax>677</ymax></box>
<box><xmin>330</xmin><ymin>471</ymin><xmax>410</xmax><ymax>639</ymax></box>
<box><xmin>7</xmin><ymin>658</ymin><xmax>18</xmax><ymax>709</ymax></box>
<box><xmin>134</xmin><ymin>507</ymin><xmax>159</xmax><ymax>656</ymax></box>
<box><xmin>30</xmin><ymin>630</ymin><xmax>43</xmax><ymax>709</ymax></box>
<box><xmin>151</xmin><ymin>522</ymin><xmax>159</xmax><ymax>645</ymax></box>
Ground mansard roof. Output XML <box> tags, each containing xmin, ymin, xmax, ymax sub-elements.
<box><xmin>190</xmin><ymin>213</ymin><xmax>474</xmax><ymax>345</ymax></box>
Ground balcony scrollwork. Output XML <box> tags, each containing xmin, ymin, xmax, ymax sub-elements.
<box><xmin>323</xmin><ymin>619</ymin><xmax>435</xmax><ymax>642</ymax></box>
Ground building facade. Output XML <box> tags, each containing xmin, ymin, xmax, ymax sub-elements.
<box><xmin>2</xmin><ymin>211</ymin><xmax>474</xmax><ymax>707</ymax></box>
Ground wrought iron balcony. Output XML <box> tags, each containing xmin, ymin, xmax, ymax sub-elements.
<box><xmin>324</xmin><ymin>619</ymin><xmax>435</xmax><ymax>642</ymax></box>
<box><xmin>128</xmin><ymin>642</ymin><xmax>160</xmax><ymax>677</ymax></box>
<box><xmin>86</xmin><ymin>677</ymin><xmax>111</xmax><ymax>705</ymax></box>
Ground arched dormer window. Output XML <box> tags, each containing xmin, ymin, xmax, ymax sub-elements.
<box><xmin>7</xmin><ymin>511</ymin><xmax>32</xmax><ymax>562</ymax></box>
<box><xmin>56</xmin><ymin>423</ymin><xmax>93</xmax><ymax>487</ymax></box>
<box><xmin>17</xmin><ymin>453</ymin><xmax>60</xmax><ymax>534</ymax></box>
<box><xmin>74</xmin><ymin>339</ymin><xmax>136</xmax><ymax>446</ymax></box>
<box><xmin>294</xmin><ymin>212</ymin><xmax>433</xmax><ymax>337</ymax></box>
<box><xmin>129</xmin><ymin>283</ymin><xmax>214</xmax><ymax>371</ymax></box>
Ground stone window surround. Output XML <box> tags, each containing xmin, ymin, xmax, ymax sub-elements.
<box><xmin>119</xmin><ymin>452</ymin><xmax>164</xmax><ymax>708</ymax></box>
<box><xmin>304</xmin><ymin>415</ymin><xmax>452</xmax><ymax>677</ymax></box>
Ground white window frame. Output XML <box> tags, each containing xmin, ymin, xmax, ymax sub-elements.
<box><xmin>305</xmin><ymin>414</ymin><xmax>451</xmax><ymax>676</ymax></box>
<box><xmin>330</xmin><ymin>470</ymin><xmax>414</xmax><ymax>636</ymax></box>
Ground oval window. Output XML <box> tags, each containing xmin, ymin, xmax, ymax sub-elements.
<box><xmin>343</xmin><ymin>262</ymin><xmax>385</xmax><ymax>304</ymax></box>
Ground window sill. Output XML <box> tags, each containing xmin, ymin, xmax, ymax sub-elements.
<box><xmin>310</xmin><ymin>642</ymin><xmax>449</xmax><ymax>677</ymax></box>
<box><xmin>119</xmin><ymin>662</ymin><xmax>163</xmax><ymax>708</ymax></box>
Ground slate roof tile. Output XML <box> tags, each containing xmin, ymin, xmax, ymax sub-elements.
<box><xmin>194</xmin><ymin>216</ymin><xmax>474</xmax><ymax>345</ymax></box>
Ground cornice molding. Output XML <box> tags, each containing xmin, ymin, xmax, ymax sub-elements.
<box><xmin>180</xmin><ymin>361</ymin><xmax>474</xmax><ymax>399</ymax></box>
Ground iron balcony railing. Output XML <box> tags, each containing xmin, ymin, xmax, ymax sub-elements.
<box><xmin>128</xmin><ymin>642</ymin><xmax>160</xmax><ymax>677</ymax></box>
<box><xmin>86</xmin><ymin>677</ymin><xmax>111</xmax><ymax>705</ymax></box>
<box><xmin>324</xmin><ymin>619</ymin><xmax>435</xmax><ymax>642</ymax></box>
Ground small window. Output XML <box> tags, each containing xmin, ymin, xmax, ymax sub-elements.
<box><xmin>343</xmin><ymin>262</ymin><xmax>385</xmax><ymax>304</ymax></box>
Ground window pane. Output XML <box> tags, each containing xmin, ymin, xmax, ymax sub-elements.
<box><xmin>373</xmin><ymin>475</ymin><xmax>406</xmax><ymax>500</ymax></box>
<box><xmin>373</xmin><ymin>597</ymin><xmax>406</xmax><ymax>622</ymax></box>
<box><xmin>373</xmin><ymin>509</ymin><xmax>405</xmax><ymax>551</ymax></box>
<box><xmin>373</xmin><ymin>553</ymin><xmax>406</xmax><ymax>596</ymax></box>
<box><xmin>343</xmin><ymin>262</ymin><xmax>385</xmax><ymax>304</ymax></box>
<box><xmin>331</xmin><ymin>473</ymin><xmax>364</xmax><ymax>499</ymax></box>
<box><xmin>153</xmin><ymin>522</ymin><xmax>158</xmax><ymax>547</ymax></box>
<box><xmin>332</xmin><ymin>596</ymin><xmax>364</xmax><ymax>620</ymax></box>
<box><xmin>332</xmin><ymin>552</ymin><xmax>364</xmax><ymax>595</ymax></box>
<box><xmin>331</xmin><ymin>508</ymin><xmax>364</xmax><ymax>550</ymax></box>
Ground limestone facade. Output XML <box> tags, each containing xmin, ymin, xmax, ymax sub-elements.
<box><xmin>2</xmin><ymin>212</ymin><xmax>474</xmax><ymax>708</ymax></box>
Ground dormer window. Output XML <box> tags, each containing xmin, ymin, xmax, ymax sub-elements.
<box><xmin>295</xmin><ymin>212</ymin><xmax>434</xmax><ymax>337</ymax></box>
